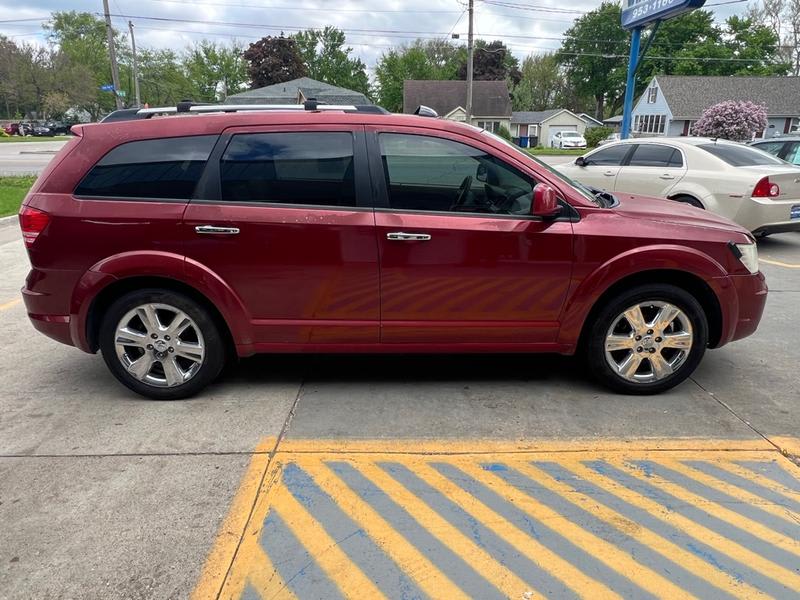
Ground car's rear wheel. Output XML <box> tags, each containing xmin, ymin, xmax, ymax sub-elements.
<box><xmin>99</xmin><ymin>289</ymin><xmax>225</xmax><ymax>399</ymax></box>
<box><xmin>672</xmin><ymin>194</ymin><xmax>704</xmax><ymax>209</ymax></box>
<box><xmin>586</xmin><ymin>284</ymin><xmax>708</xmax><ymax>394</ymax></box>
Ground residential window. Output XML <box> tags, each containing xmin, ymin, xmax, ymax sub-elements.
<box><xmin>219</xmin><ymin>132</ymin><xmax>356</xmax><ymax>206</ymax></box>
<box><xmin>634</xmin><ymin>114</ymin><xmax>666</xmax><ymax>135</ymax></box>
<box><xmin>647</xmin><ymin>86</ymin><xmax>658</xmax><ymax>104</ymax></box>
<box><xmin>75</xmin><ymin>135</ymin><xmax>218</xmax><ymax>199</ymax></box>
<box><xmin>477</xmin><ymin>121</ymin><xmax>500</xmax><ymax>133</ymax></box>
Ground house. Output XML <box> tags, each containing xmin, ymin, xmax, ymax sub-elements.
<box><xmin>603</xmin><ymin>115</ymin><xmax>623</xmax><ymax>131</ymax></box>
<box><xmin>226</xmin><ymin>76</ymin><xmax>370</xmax><ymax>106</ymax></box>
<box><xmin>632</xmin><ymin>75</ymin><xmax>800</xmax><ymax>138</ymax></box>
<box><xmin>402</xmin><ymin>80</ymin><xmax>511</xmax><ymax>132</ymax></box>
<box><xmin>579</xmin><ymin>113</ymin><xmax>604</xmax><ymax>129</ymax></box>
<box><xmin>510</xmin><ymin>109</ymin><xmax>589</xmax><ymax>148</ymax></box>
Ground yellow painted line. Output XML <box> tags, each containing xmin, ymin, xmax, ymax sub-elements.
<box><xmin>759</xmin><ymin>257</ymin><xmax>800</xmax><ymax>269</ymax></box>
<box><xmin>272</xmin><ymin>485</ymin><xmax>387</xmax><ymax>599</ymax></box>
<box><xmin>191</xmin><ymin>440</ymin><xmax>273</xmax><ymax>600</ymax></box>
<box><xmin>711</xmin><ymin>459</ymin><xmax>800</xmax><ymax>504</ymax></box>
<box><xmin>519</xmin><ymin>460</ymin><xmax>770</xmax><ymax>599</ymax></box>
<box><xmin>0</xmin><ymin>298</ymin><xmax>21</xmax><ymax>311</ymax></box>
<box><xmin>459</xmin><ymin>461</ymin><xmax>694</xmax><ymax>600</ymax></box>
<box><xmin>302</xmin><ymin>460</ymin><xmax>471</xmax><ymax>600</ymax></box>
<box><xmin>239</xmin><ymin>544</ymin><xmax>296</xmax><ymax>600</ymax></box>
<box><xmin>353</xmin><ymin>461</ymin><xmax>535</xmax><ymax>599</ymax></box>
<box><xmin>412</xmin><ymin>459</ymin><xmax>617</xmax><ymax>599</ymax></box>
<box><xmin>617</xmin><ymin>459</ymin><xmax>800</xmax><ymax>584</ymax></box>
<box><xmin>773</xmin><ymin>436</ymin><xmax>800</xmax><ymax>461</ymax></box>
<box><xmin>662</xmin><ymin>458</ymin><xmax>800</xmax><ymax>528</ymax></box>
<box><xmin>275</xmin><ymin>437</ymin><xmax>775</xmax><ymax>455</ymax></box>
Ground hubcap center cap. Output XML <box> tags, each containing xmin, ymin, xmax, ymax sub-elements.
<box><xmin>641</xmin><ymin>335</ymin><xmax>657</xmax><ymax>350</ymax></box>
<box><xmin>153</xmin><ymin>339</ymin><xmax>169</xmax><ymax>352</ymax></box>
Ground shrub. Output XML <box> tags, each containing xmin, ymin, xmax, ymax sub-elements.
<box><xmin>496</xmin><ymin>124</ymin><xmax>512</xmax><ymax>141</ymax></box>
<box><xmin>585</xmin><ymin>126</ymin><xmax>613</xmax><ymax>147</ymax></box>
<box><xmin>692</xmin><ymin>101</ymin><xmax>767</xmax><ymax>142</ymax></box>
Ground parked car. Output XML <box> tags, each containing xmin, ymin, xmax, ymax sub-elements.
<box><xmin>19</xmin><ymin>104</ymin><xmax>766</xmax><ymax>399</ymax></box>
<box><xmin>750</xmin><ymin>136</ymin><xmax>800</xmax><ymax>166</ymax></box>
<box><xmin>31</xmin><ymin>123</ymin><xmax>55</xmax><ymax>137</ymax></box>
<box><xmin>597</xmin><ymin>133</ymin><xmax>622</xmax><ymax>147</ymax></box>
<box><xmin>3</xmin><ymin>122</ymin><xmax>20</xmax><ymax>136</ymax></box>
<box><xmin>559</xmin><ymin>137</ymin><xmax>800</xmax><ymax>236</ymax></box>
<box><xmin>18</xmin><ymin>122</ymin><xmax>34</xmax><ymax>136</ymax></box>
<box><xmin>551</xmin><ymin>130</ymin><xmax>587</xmax><ymax>149</ymax></box>
<box><xmin>44</xmin><ymin>121</ymin><xmax>70</xmax><ymax>135</ymax></box>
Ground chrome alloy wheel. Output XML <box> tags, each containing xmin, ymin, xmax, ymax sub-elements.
<box><xmin>604</xmin><ymin>301</ymin><xmax>693</xmax><ymax>384</ymax></box>
<box><xmin>114</xmin><ymin>303</ymin><xmax>205</xmax><ymax>388</ymax></box>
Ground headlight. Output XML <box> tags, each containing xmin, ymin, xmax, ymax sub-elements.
<box><xmin>730</xmin><ymin>242</ymin><xmax>759</xmax><ymax>273</ymax></box>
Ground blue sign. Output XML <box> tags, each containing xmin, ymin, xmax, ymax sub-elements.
<box><xmin>100</xmin><ymin>84</ymin><xmax>115</xmax><ymax>92</ymax></box>
<box><xmin>621</xmin><ymin>0</ymin><xmax>706</xmax><ymax>30</ymax></box>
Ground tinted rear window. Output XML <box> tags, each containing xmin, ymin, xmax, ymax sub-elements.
<box><xmin>698</xmin><ymin>143</ymin><xmax>784</xmax><ymax>167</ymax></box>
<box><xmin>75</xmin><ymin>135</ymin><xmax>217</xmax><ymax>199</ymax></box>
<box><xmin>628</xmin><ymin>144</ymin><xmax>683</xmax><ymax>168</ymax></box>
<box><xmin>219</xmin><ymin>132</ymin><xmax>356</xmax><ymax>206</ymax></box>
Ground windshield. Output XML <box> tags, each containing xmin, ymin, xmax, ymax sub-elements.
<box><xmin>698</xmin><ymin>143</ymin><xmax>785</xmax><ymax>166</ymax></box>
<box><xmin>479</xmin><ymin>129</ymin><xmax>599</xmax><ymax>205</ymax></box>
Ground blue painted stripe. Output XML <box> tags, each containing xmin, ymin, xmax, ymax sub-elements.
<box><xmin>282</xmin><ymin>463</ymin><xmax>428</xmax><ymax>600</ymax></box>
<box><xmin>683</xmin><ymin>460</ymin><xmax>800</xmax><ymax>515</ymax></box>
<box><xmin>479</xmin><ymin>462</ymin><xmax>734</xmax><ymax>600</ymax></box>
<box><xmin>259</xmin><ymin>510</ymin><xmax>345</xmax><ymax>600</ymax></box>
<box><xmin>240</xmin><ymin>582</ymin><xmax>262</xmax><ymax>600</ymax></box>
<box><xmin>736</xmin><ymin>460</ymin><xmax>800</xmax><ymax>493</ymax></box>
<box><xmin>537</xmin><ymin>461</ymin><xmax>795</xmax><ymax>598</ymax></box>
<box><xmin>379</xmin><ymin>461</ymin><xmax>579</xmax><ymax>599</ymax></box>
<box><xmin>326</xmin><ymin>461</ymin><xmax>505</xmax><ymax>600</ymax></box>
<box><xmin>431</xmin><ymin>462</ymin><xmax>657</xmax><ymax>600</ymax></box>
<box><xmin>584</xmin><ymin>460</ymin><xmax>799</xmax><ymax>598</ymax></box>
<box><xmin>631</xmin><ymin>461</ymin><xmax>800</xmax><ymax>548</ymax></box>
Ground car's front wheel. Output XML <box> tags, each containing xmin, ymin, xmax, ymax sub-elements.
<box><xmin>99</xmin><ymin>289</ymin><xmax>226</xmax><ymax>399</ymax></box>
<box><xmin>586</xmin><ymin>284</ymin><xmax>708</xmax><ymax>394</ymax></box>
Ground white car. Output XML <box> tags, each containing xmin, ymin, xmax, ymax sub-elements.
<box><xmin>558</xmin><ymin>137</ymin><xmax>800</xmax><ymax>236</ymax></box>
<box><xmin>597</xmin><ymin>132</ymin><xmax>622</xmax><ymax>146</ymax></box>
<box><xmin>551</xmin><ymin>130</ymin><xmax>587</xmax><ymax>149</ymax></box>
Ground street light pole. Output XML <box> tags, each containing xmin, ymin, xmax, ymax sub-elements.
<box><xmin>129</xmin><ymin>20</ymin><xmax>141</xmax><ymax>107</ymax></box>
<box><xmin>465</xmin><ymin>0</ymin><xmax>474</xmax><ymax>125</ymax></box>
<box><xmin>102</xmin><ymin>0</ymin><xmax>123</xmax><ymax>110</ymax></box>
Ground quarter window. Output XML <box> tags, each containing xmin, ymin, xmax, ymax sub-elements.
<box><xmin>585</xmin><ymin>144</ymin><xmax>630</xmax><ymax>166</ymax></box>
<box><xmin>784</xmin><ymin>142</ymin><xmax>800</xmax><ymax>165</ymax></box>
<box><xmin>75</xmin><ymin>135</ymin><xmax>217</xmax><ymax>199</ymax></box>
<box><xmin>379</xmin><ymin>133</ymin><xmax>536</xmax><ymax>215</ymax></box>
<box><xmin>628</xmin><ymin>144</ymin><xmax>682</xmax><ymax>168</ymax></box>
<box><xmin>219</xmin><ymin>132</ymin><xmax>356</xmax><ymax>206</ymax></box>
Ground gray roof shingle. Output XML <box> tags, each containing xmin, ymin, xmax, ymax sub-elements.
<box><xmin>511</xmin><ymin>109</ymin><xmax>562</xmax><ymax>124</ymax></box>
<box><xmin>225</xmin><ymin>77</ymin><xmax>370</xmax><ymax>105</ymax></box>
<box><xmin>402</xmin><ymin>80</ymin><xmax>511</xmax><ymax>117</ymax></box>
<box><xmin>657</xmin><ymin>76</ymin><xmax>800</xmax><ymax>118</ymax></box>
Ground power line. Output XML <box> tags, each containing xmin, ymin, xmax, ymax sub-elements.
<box><xmin>138</xmin><ymin>0</ymin><xmax>463</xmax><ymax>13</ymax></box>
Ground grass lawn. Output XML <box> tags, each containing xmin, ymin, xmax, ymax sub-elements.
<box><xmin>0</xmin><ymin>135</ymin><xmax>71</xmax><ymax>143</ymax></box>
<box><xmin>526</xmin><ymin>147</ymin><xmax>588</xmax><ymax>156</ymax></box>
<box><xmin>0</xmin><ymin>176</ymin><xmax>36</xmax><ymax>217</ymax></box>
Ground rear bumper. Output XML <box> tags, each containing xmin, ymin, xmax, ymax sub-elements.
<box><xmin>735</xmin><ymin>197</ymin><xmax>800</xmax><ymax>233</ymax></box>
<box><xmin>751</xmin><ymin>222</ymin><xmax>800</xmax><ymax>236</ymax></box>
<box><xmin>715</xmin><ymin>271</ymin><xmax>768</xmax><ymax>347</ymax></box>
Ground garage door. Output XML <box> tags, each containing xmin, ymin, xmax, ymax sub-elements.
<box><xmin>550</xmin><ymin>125</ymin><xmax>578</xmax><ymax>135</ymax></box>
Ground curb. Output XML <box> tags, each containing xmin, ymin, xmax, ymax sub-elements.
<box><xmin>0</xmin><ymin>214</ymin><xmax>19</xmax><ymax>224</ymax></box>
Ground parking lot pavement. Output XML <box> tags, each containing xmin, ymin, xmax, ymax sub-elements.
<box><xmin>1</xmin><ymin>218</ymin><xmax>800</xmax><ymax>599</ymax></box>
<box><xmin>0</xmin><ymin>140</ymin><xmax>68</xmax><ymax>176</ymax></box>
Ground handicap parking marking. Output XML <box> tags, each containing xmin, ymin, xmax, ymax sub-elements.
<box><xmin>193</xmin><ymin>439</ymin><xmax>800</xmax><ymax>600</ymax></box>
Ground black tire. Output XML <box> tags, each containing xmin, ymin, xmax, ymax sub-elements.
<box><xmin>99</xmin><ymin>289</ymin><xmax>226</xmax><ymax>400</ymax></box>
<box><xmin>586</xmin><ymin>284</ymin><xmax>708</xmax><ymax>395</ymax></box>
<box><xmin>671</xmin><ymin>194</ymin><xmax>704</xmax><ymax>209</ymax></box>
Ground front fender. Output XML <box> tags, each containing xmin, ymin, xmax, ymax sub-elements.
<box><xmin>70</xmin><ymin>251</ymin><xmax>253</xmax><ymax>354</ymax></box>
<box><xmin>558</xmin><ymin>244</ymin><xmax>732</xmax><ymax>349</ymax></box>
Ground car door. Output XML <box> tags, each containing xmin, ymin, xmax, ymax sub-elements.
<box><xmin>570</xmin><ymin>143</ymin><xmax>632</xmax><ymax>191</ymax></box>
<box><xmin>366</xmin><ymin>126</ymin><xmax>574</xmax><ymax>345</ymax></box>
<box><xmin>182</xmin><ymin>125</ymin><xmax>380</xmax><ymax>347</ymax></box>
<box><xmin>613</xmin><ymin>143</ymin><xmax>687</xmax><ymax>197</ymax></box>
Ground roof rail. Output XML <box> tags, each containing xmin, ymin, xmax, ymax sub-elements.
<box><xmin>100</xmin><ymin>100</ymin><xmax>389</xmax><ymax>123</ymax></box>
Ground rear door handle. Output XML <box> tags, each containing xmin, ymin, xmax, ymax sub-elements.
<box><xmin>386</xmin><ymin>232</ymin><xmax>432</xmax><ymax>241</ymax></box>
<box><xmin>195</xmin><ymin>225</ymin><xmax>240</xmax><ymax>235</ymax></box>
<box><xmin>659</xmin><ymin>174</ymin><xmax>676</xmax><ymax>180</ymax></box>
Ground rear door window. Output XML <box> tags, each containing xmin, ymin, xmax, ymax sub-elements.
<box><xmin>628</xmin><ymin>144</ymin><xmax>683</xmax><ymax>168</ymax></box>
<box><xmin>75</xmin><ymin>135</ymin><xmax>217</xmax><ymax>199</ymax></box>
<box><xmin>219</xmin><ymin>132</ymin><xmax>356</xmax><ymax>206</ymax></box>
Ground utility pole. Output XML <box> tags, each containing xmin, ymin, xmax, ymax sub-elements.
<box><xmin>465</xmin><ymin>0</ymin><xmax>474</xmax><ymax>125</ymax></box>
<box><xmin>129</xmin><ymin>20</ymin><xmax>141</xmax><ymax>107</ymax></box>
<box><xmin>102</xmin><ymin>0</ymin><xmax>123</xmax><ymax>110</ymax></box>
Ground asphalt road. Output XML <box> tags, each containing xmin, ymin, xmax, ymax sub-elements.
<box><xmin>0</xmin><ymin>140</ymin><xmax>69</xmax><ymax>176</ymax></box>
<box><xmin>1</xmin><ymin>172</ymin><xmax>799</xmax><ymax>598</ymax></box>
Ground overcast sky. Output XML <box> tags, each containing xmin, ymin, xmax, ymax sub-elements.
<box><xmin>0</xmin><ymin>0</ymin><xmax>751</xmax><ymax>74</ymax></box>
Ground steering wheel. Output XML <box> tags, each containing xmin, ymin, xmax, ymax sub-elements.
<box><xmin>451</xmin><ymin>176</ymin><xmax>473</xmax><ymax>211</ymax></box>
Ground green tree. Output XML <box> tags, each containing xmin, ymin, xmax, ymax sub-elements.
<box><xmin>293</xmin><ymin>27</ymin><xmax>369</xmax><ymax>95</ymax></box>
<box><xmin>184</xmin><ymin>40</ymin><xmax>248</xmax><ymax>101</ymax></box>
<box><xmin>512</xmin><ymin>53</ymin><xmax>565</xmax><ymax>111</ymax></box>
<box><xmin>137</xmin><ymin>49</ymin><xmax>194</xmax><ymax>106</ymax></box>
<box><xmin>558</xmin><ymin>2</ymin><xmax>629</xmax><ymax>120</ymax></box>
<box><xmin>243</xmin><ymin>35</ymin><xmax>307</xmax><ymax>88</ymax></box>
<box><xmin>458</xmin><ymin>40</ymin><xmax>520</xmax><ymax>83</ymax></box>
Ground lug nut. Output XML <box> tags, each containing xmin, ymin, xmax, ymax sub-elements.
<box><xmin>147</xmin><ymin>344</ymin><xmax>153</xmax><ymax>349</ymax></box>
<box><xmin>165</xmin><ymin>335</ymin><xmax>170</xmax><ymax>341</ymax></box>
<box><xmin>647</xmin><ymin>329</ymin><xmax>654</xmax><ymax>335</ymax></box>
<box><xmin>168</xmin><ymin>347</ymin><xmax>174</xmax><ymax>353</ymax></box>
<box><xmin>151</xmin><ymin>333</ymin><xmax>158</xmax><ymax>339</ymax></box>
<box><xmin>655</xmin><ymin>337</ymin><xmax>662</xmax><ymax>343</ymax></box>
<box><xmin>649</xmin><ymin>348</ymin><xmax>656</xmax><ymax>353</ymax></box>
<box><xmin>637</xmin><ymin>347</ymin><xmax>643</xmax><ymax>353</ymax></box>
<box><xmin>635</xmin><ymin>335</ymin><xmax>642</xmax><ymax>341</ymax></box>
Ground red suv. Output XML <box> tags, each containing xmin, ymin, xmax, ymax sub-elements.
<box><xmin>19</xmin><ymin>103</ymin><xmax>767</xmax><ymax>399</ymax></box>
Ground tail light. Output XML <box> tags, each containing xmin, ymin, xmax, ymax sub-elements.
<box><xmin>19</xmin><ymin>206</ymin><xmax>50</xmax><ymax>248</ymax></box>
<box><xmin>752</xmin><ymin>177</ymin><xmax>780</xmax><ymax>198</ymax></box>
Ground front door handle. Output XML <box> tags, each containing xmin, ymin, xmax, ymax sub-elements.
<box><xmin>603</xmin><ymin>170</ymin><xmax>616</xmax><ymax>177</ymax></box>
<box><xmin>386</xmin><ymin>232</ymin><xmax>432</xmax><ymax>241</ymax></box>
<box><xmin>195</xmin><ymin>225</ymin><xmax>240</xmax><ymax>235</ymax></box>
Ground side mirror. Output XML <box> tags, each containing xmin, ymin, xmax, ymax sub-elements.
<box><xmin>476</xmin><ymin>163</ymin><xmax>488</xmax><ymax>183</ymax></box>
<box><xmin>531</xmin><ymin>183</ymin><xmax>562</xmax><ymax>219</ymax></box>
<box><xmin>575</xmin><ymin>156</ymin><xmax>587</xmax><ymax>167</ymax></box>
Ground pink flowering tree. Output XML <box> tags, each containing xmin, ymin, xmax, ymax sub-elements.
<box><xmin>692</xmin><ymin>101</ymin><xmax>768</xmax><ymax>142</ymax></box>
